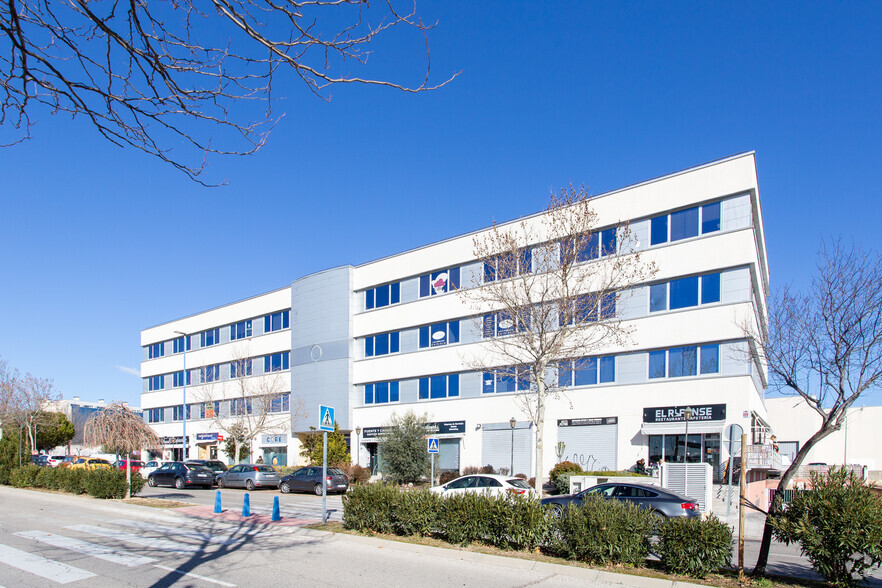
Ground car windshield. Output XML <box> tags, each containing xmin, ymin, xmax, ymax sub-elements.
<box><xmin>328</xmin><ymin>468</ymin><xmax>346</xmax><ymax>476</ymax></box>
<box><xmin>506</xmin><ymin>478</ymin><xmax>531</xmax><ymax>489</ymax></box>
<box><xmin>205</xmin><ymin>462</ymin><xmax>227</xmax><ymax>471</ymax></box>
<box><xmin>255</xmin><ymin>465</ymin><xmax>276</xmax><ymax>473</ymax></box>
<box><xmin>92</xmin><ymin>459</ymin><xmax>110</xmax><ymax>464</ymax></box>
<box><xmin>188</xmin><ymin>465</ymin><xmax>212</xmax><ymax>472</ymax></box>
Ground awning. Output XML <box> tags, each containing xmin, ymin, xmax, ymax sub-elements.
<box><xmin>640</xmin><ymin>421</ymin><xmax>725</xmax><ymax>435</ymax></box>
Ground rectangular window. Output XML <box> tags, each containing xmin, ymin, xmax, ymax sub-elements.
<box><xmin>574</xmin><ymin>357</ymin><xmax>597</xmax><ymax>387</ymax></box>
<box><xmin>173</xmin><ymin>405</ymin><xmax>185</xmax><ymax>421</ymax></box>
<box><xmin>364</xmin><ymin>284</ymin><xmax>400</xmax><ymax>308</ymax></box>
<box><xmin>200</xmin><ymin>365</ymin><xmax>220</xmax><ymax>383</ymax></box>
<box><xmin>419</xmin><ymin>321</ymin><xmax>460</xmax><ymax>348</ymax></box>
<box><xmin>173</xmin><ymin>336</ymin><xmax>191</xmax><ymax>354</ymax></box>
<box><xmin>148</xmin><ymin>408</ymin><xmax>162</xmax><ymax>423</ymax></box>
<box><xmin>148</xmin><ymin>342</ymin><xmax>164</xmax><ymax>359</ymax></box>
<box><xmin>230</xmin><ymin>398</ymin><xmax>252</xmax><ymax>416</ymax></box>
<box><xmin>173</xmin><ymin>371</ymin><xmax>191</xmax><ymax>387</ymax></box>
<box><xmin>670</xmin><ymin>207</ymin><xmax>699</xmax><ymax>242</ymax></box>
<box><xmin>420</xmin><ymin>267</ymin><xmax>460</xmax><ymax>297</ymax></box>
<box><xmin>651</xmin><ymin>215</ymin><xmax>668</xmax><ymax>245</ymax></box>
<box><xmin>364</xmin><ymin>332</ymin><xmax>399</xmax><ymax>357</ymax></box>
<box><xmin>669</xmin><ymin>276</ymin><xmax>699</xmax><ymax>309</ymax></box>
<box><xmin>700</xmin><ymin>344</ymin><xmax>720</xmax><ymax>374</ymax></box>
<box><xmin>483</xmin><ymin>367</ymin><xmax>529</xmax><ymax>394</ymax></box>
<box><xmin>649</xmin><ymin>350</ymin><xmax>667</xmax><ymax>379</ymax></box>
<box><xmin>701</xmin><ymin>273</ymin><xmax>721</xmax><ymax>304</ymax></box>
<box><xmin>230</xmin><ymin>320</ymin><xmax>252</xmax><ymax>341</ymax></box>
<box><xmin>485</xmin><ymin>250</ymin><xmax>532</xmax><ymax>283</ymax></box>
<box><xmin>269</xmin><ymin>393</ymin><xmax>290</xmax><ymax>413</ymax></box>
<box><xmin>702</xmin><ymin>202</ymin><xmax>721</xmax><ymax>234</ymax></box>
<box><xmin>264</xmin><ymin>352</ymin><xmax>290</xmax><ymax>372</ymax></box>
<box><xmin>365</xmin><ymin>381</ymin><xmax>398</xmax><ymax>404</ymax></box>
<box><xmin>375</xmin><ymin>284</ymin><xmax>389</xmax><ymax>307</ymax></box>
<box><xmin>601</xmin><ymin>227</ymin><xmax>617</xmax><ymax>256</ymax></box>
<box><xmin>577</xmin><ymin>233</ymin><xmax>599</xmax><ymax>262</ymax></box>
<box><xmin>200</xmin><ymin>328</ymin><xmax>220</xmax><ymax>348</ymax></box>
<box><xmin>264</xmin><ymin>311</ymin><xmax>290</xmax><ymax>333</ymax></box>
<box><xmin>668</xmin><ymin>346</ymin><xmax>698</xmax><ymax>378</ymax></box>
<box><xmin>558</xmin><ymin>360</ymin><xmax>572</xmax><ymax>387</ymax></box>
<box><xmin>147</xmin><ymin>375</ymin><xmax>164</xmax><ymax>391</ymax></box>
<box><xmin>374</xmin><ymin>333</ymin><xmax>389</xmax><ymax>356</ymax></box>
<box><xmin>230</xmin><ymin>358</ymin><xmax>252</xmax><ymax>378</ymax></box>
<box><xmin>599</xmin><ymin>356</ymin><xmax>615</xmax><ymax>383</ymax></box>
<box><xmin>365</xmin><ymin>289</ymin><xmax>375</xmax><ymax>310</ymax></box>
<box><xmin>418</xmin><ymin>374</ymin><xmax>459</xmax><ymax>400</ymax></box>
<box><xmin>649</xmin><ymin>283</ymin><xmax>667</xmax><ymax>312</ymax></box>
<box><xmin>364</xmin><ymin>337</ymin><xmax>374</xmax><ymax>357</ymax></box>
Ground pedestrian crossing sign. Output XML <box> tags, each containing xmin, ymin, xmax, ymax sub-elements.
<box><xmin>319</xmin><ymin>405</ymin><xmax>335</xmax><ymax>432</ymax></box>
<box><xmin>427</xmin><ymin>437</ymin><xmax>439</xmax><ymax>454</ymax></box>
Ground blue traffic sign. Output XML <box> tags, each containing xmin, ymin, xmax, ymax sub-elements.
<box><xmin>319</xmin><ymin>405</ymin><xmax>335</xmax><ymax>432</ymax></box>
<box><xmin>427</xmin><ymin>437</ymin><xmax>440</xmax><ymax>454</ymax></box>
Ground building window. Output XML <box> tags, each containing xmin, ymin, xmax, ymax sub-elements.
<box><xmin>264</xmin><ymin>352</ymin><xmax>290</xmax><ymax>372</ymax></box>
<box><xmin>364</xmin><ymin>332</ymin><xmax>400</xmax><ymax>357</ymax></box>
<box><xmin>147</xmin><ymin>408</ymin><xmax>162</xmax><ymax>423</ymax></box>
<box><xmin>264</xmin><ymin>311</ymin><xmax>290</xmax><ymax>333</ymax></box>
<box><xmin>202</xmin><ymin>401</ymin><xmax>220</xmax><ymax>419</ymax></box>
<box><xmin>200</xmin><ymin>328</ymin><xmax>220</xmax><ymax>348</ymax></box>
<box><xmin>172</xmin><ymin>405</ymin><xmax>188</xmax><ymax>421</ymax></box>
<box><xmin>484</xmin><ymin>248</ymin><xmax>532</xmax><ymax>283</ymax></box>
<box><xmin>482</xmin><ymin>366</ymin><xmax>530</xmax><ymax>394</ymax></box>
<box><xmin>558</xmin><ymin>356</ymin><xmax>616</xmax><ymax>387</ymax></box>
<box><xmin>173</xmin><ymin>336</ymin><xmax>191</xmax><ymax>354</ymax></box>
<box><xmin>231</xmin><ymin>320</ymin><xmax>252</xmax><ymax>341</ymax></box>
<box><xmin>148</xmin><ymin>342</ymin><xmax>164</xmax><ymax>359</ymax></box>
<box><xmin>364</xmin><ymin>283</ymin><xmax>401</xmax><ymax>310</ymax></box>
<box><xmin>560</xmin><ymin>229</ymin><xmax>617</xmax><ymax>265</ymax></box>
<box><xmin>648</xmin><ymin>344</ymin><xmax>721</xmax><ymax>379</ymax></box>
<box><xmin>650</xmin><ymin>203</ymin><xmax>721</xmax><ymax>246</ymax></box>
<box><xmin>230</xmin><ymin>398</ymin><xmax>252</xmax><ymax>416</ymax></box>
<box><xmin>483</xmin><ymin>311</ymin><xmax>530</xmax><ymax>338</ymax></box>
<box><xmin>650</xmin><ymin>272</ymin><xmax>722</xmax><ymax>313</ymax></box>
<box><xmin>147</xmin><ymin>375</ymin><xmax>164</xmax><ymax>391</ymax></box>
<box><xmin>230</xmin><ymin>358</ymin><xmax>253</xmax><ymax>378</ymax></box>
<box><xmin>419</xmin><ymin>267</ymin><xmax>461</xmax><ymax>297</ymax></box>
<box><xmin>269</xmin><ymin>393</ymin><xmax>290</xmax><ymax>413</ymax></box>
<box><xmin>560</xmin><ymin>294</ymin><xmax>616</xmax><ymax>326</ymax></box>
<box><xmin>173</xmin><ymin>371</ymin><xmax>191</xmax><ymax>387</ymax></box>
<box><xmin>364</xmin><ymin>381</ymin><xmax>400</xmax><ymax>404</ymax></box>
<box><xmin>419</xmin><ymin>321</ymin><xmax>460</xmax><ymax>348</ymax></box>
<box><xmin>200</xmin><ymin>365</ymin><xmax>220</xmax><ymax>383</ymax></box>
<box><xmin>418</xmin><ymin>373</ymin><xmax>460</xmax><ymax>399</ymax></box>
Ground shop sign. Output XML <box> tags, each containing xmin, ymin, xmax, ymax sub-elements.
<box><xmin>261</xmin><ymin>434</ymin><xmax>287</xmax><ymax>445</ymax></box>
<box><xmin>160</xmin><ymin>435</ymin><xmax>189</xmax><ymax>446</ymax></box>
<box><xmin>196</xmin><ymin>433</ymin><xmax>218</xmax><ymax>442</ymax></box>
<box><xmin>557</xmin><ymin>417</ymin><xmax>617</xmax><ymax>427</ymax></box>
<box><xmin>362</xmin><ymin>420</ymin><xmax>466</xmax><ymax>439</ymax></box>
<box><xmin>642</xmin><ymin>404</ymin><xmax>726</xmax><ymax>423</ymax></box>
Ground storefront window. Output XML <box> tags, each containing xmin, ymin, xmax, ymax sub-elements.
<box><xmin>649</xmin><ymin>432</ymin><xmax>722</xmax><ymax>481</ymax></box>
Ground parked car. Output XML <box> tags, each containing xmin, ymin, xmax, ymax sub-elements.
<box><xmin>140</xmin><ymin>459</ymin><xmax>168</xmax><ymax>478</ymax></box>
<box><xmin>430</xmin><ymin>474</ymin><xmax>539</xmax><ymax>499</ymax></box>
<box><xmin>45</xmin><ymin>455</ymin><xmax>67</xmax><ymax>467</ymax></box>
<box><xmin>32</xmin><ymin>455</ymin><xmax>50</xmax><ymax>467</ymax></box>
<box><xmin>147</xmin><ymin>462</ymin><xmax>214</xmax><ymax>489</ymax></box>
<box><xmin>540</xmin><ymin>482</ymin><xmax>701</xmax><ymax>519</ymax></box>
<box><xmin>114</xmin><ymin>460</ymin><xmax>145</xmax><ymax>472</ymax></box>
<box><xmin>217</xmin><ymin>464</ymin><xmax>280</xmax><ymax>490</ymax></box>
<box><xmin>279</xmin><ymin>466</ymin><xmax>349</xmax><ymax>495</ymax></box>
<box><xmin>184</xmin><ymin>460</ymin><xmax>228</xmax><ymax>484</ymax></box>
<box><xmin>59</xmin><ymin>456</ymin><xmax>81</xmax><ymax>468</ymax></box>
<box><xmin>70</xmin><ymin>457</ymin><xmax>113</xmax><ymax>471</ymax></box>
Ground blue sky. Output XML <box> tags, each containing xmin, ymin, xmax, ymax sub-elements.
<box><xmin>1</xmin><ymin>2</ymin><xmax>880</xmax><ymax>407</ymax></box>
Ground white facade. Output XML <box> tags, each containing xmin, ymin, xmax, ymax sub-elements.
<box><xmin>141</xmin><ymin>153</ymin><xmax>770</xmax><ymax>479</ymax></box>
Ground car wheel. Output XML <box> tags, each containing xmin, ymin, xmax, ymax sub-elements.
<box><xmin>148</xmin><ymin>476</ymin><xmax>157</xmax><ymax>487</ymax></box>
<box><xmin>280</xmin><ymin>481</ymin><xmax>291</xmax><ymax>494</ymax></box>
<box><xmin>550</xmin><ymin>504</ymin><xmax>564</xmax><ymax>519</ymax></box>
<box><xmin>218</xmin><ymin>478</ymin><xmax>225</xmax><ymax>488</ymax></box>
<box><xmin>314</xmin><ymin>483</ymin><xmax>324</xmax><ymax>496</ymax></box>
<box><xmin>174</xmin><ymin>477</ymin><xmax>185</xmax><ymax>490</ymax></box>
<box><xmin>245</xmin><ymin>479</ymin><xmax>255</xmax><ymax>491</ymax></box>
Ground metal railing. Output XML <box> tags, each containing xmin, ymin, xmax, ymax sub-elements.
<box><xmin>745</xmin><ymin>445</ymin><xmax>788</xmax><ymax>471</ymax></box>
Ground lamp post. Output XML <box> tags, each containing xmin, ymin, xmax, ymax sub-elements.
<box><xmin>683</xmin><ymin>407</ymin><xmax>693</xmax><ymax>498</ymax></box>
<box><xmin>355</xmin><ymin>426</ymin><xmax>361</xmax><ymax>466</ymax></box>
<box><xmin>509</xmin><ymin>417</ymin><xmax>517</xmax><ymax>475</ymax></box>
<box><xmin>174</xmin><ymin>331</ymin><xmax>188</xmax><ymax>461</ymax></box>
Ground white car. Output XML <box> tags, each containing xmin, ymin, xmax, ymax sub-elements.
<box><xmin>430</xmin><ymin>474</ymin><xmax>539</xmax><ymax>499</ymax></box>
<box><xmin>140</xmin><ymin>460</ymin><xmax>169</xmax><ymax>479</ymax></box>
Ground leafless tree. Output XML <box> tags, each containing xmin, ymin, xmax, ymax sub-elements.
<box><xmin>460</xmin><ymin>186</ymin><xmax>657</xmax><ymax>489</ymax></box>
<box><xmin>0</xmin><ymin>357</ymin><xmax>59</xmax><ymax>462</ymax></box>
<box><xmin>85</xmin><ymin>402</ymin><xmax>163</xmax><ymax>498</ymax></box>
<box><xmin>749</xmin><ymin>241</ymin><xmax>882</xmax><ymax>575</ymax></box>
<box><xmin>1</xmin><ymin>0</ymin><xmax>458</xmax><ymax>184</ymax></box>
<box><xmin>196</xmin><ymin>345</ymin><xmax>303</xmax><ymax>463</ymax></box>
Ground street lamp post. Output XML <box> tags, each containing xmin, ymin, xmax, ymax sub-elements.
<box><xmin>355</xmin><ymin>426</ymin><xmax>361</xmax><ymax>466</ymax></box>
<box><xmin>174</xmin><ymin>331</ymin><xmax>188</xmax><ymax>461</ymax></box>
<box><xmin>683</xmin><ymin>407</ymin><xmax>693</xmax><ymax>499</ymax></box>
<box><xmin>509</xmin><ymin>417</ymin><xmax>517</xmax><ymax>475</ymax></box>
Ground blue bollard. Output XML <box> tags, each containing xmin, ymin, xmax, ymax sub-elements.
<box><xmin>242</xmin><ymin>493</ymin><xmax>251</xmax><ymax>517</ymax></box>
<box><xmin>214</xmin><ymin>490</ymin><xmax>222</xmax><ymax>514</ymax></box>
<box><xmin>272</xmin><ymin>496</ymin><xmax>281</xmax><ymax>521</ymax></box>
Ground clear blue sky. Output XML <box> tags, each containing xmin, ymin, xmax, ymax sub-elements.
<box><xmin>1</xmin><ymin>3</ymin><xmax>880</xmax><ymax>407</ymax></box>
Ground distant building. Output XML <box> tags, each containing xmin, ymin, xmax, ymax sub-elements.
<box><xmin>45</xmin><ymin>397</ymin><xmax>141</xmax><ymax>456</ymax></box>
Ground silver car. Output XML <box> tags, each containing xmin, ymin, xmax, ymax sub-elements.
<box><xmin>217</xmin><ymin>464</ymin><xmax>280</xmax><ymax>490</ymax></box>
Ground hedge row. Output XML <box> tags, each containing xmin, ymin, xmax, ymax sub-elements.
<box><xmin>343</xmin><ymin>485</ymin><xmax>732</xmax><ymax>578</ymax></box>
<box><xmin>0</xmin><ymin>464</ymin><xmax>145</xmax><ymax>499</ymax></box>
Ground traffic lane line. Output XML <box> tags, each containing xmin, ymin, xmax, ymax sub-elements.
<box><xmin>15</xmin><ymin>530</ymin><xmax>155</xmax><ymax>567</ymax></box>
<box><xmin>154</xmin><ymin>564</ymin><xmax>236</xmax><ymax>587</ymax></box>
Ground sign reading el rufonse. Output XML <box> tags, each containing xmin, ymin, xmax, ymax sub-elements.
<box><xmin>319</xmin><ymin>405</ymin><xmax>335</xmax><ymax>432</ymax></box>
<box><xmin>643</xmin><ymin>404</ymin><xmax>726</xmax><ymax>423</ymax></box>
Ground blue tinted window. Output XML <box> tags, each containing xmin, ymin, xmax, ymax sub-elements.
<box><xmin>701</xmin><ymin>273</ymin><xmax>721</xmax><ymax>304</ymax></box>
<box><xmin>419</xmin><ymin>274</ymin><xmax>430</xmax><ymax>297</ymax></box>
<box><xmin>496</xmin><ymin>370</ymin><xmax>515</xmax><ymax>393</ymax></box>
<box><xmin>375</xmin><ymin>284</ymin><xmax>389</xmax><ymax>308</ymax></box>
<box><xmin>173</xmin><ymin>336</ymin><xmax>190</xmax><ymax>353</ymax></box>
<box><xmin>600</xmin><ymin>357</ymin><xmax>615</xmax><ymax>383</ymax></box>
<box><xmin>430</xmin><ymin>375</ymin><xmax>446</xmax><ymax>399</ymax></box>
<box><xmin>649</xmin><ymin>351</ymin><xmax>666</xmax><ymax>379</ymax></box>
<box><xmin>670</xmin><ymin>207</ymin><xmax>699</xmax><ymax>241</ymax></box>
<box><xmin>702</xmin><ymin>202</ymin><xmax>721</xmax><ymax>234</ymax></box>
<box><xmin>430</xmin><ymin>323</ymin><xmax>448</xmax><ymax>346</ymax></box>
<box><xmin>431</xmin><ymin>271</ymin><xmax>448</xmax><ymax>295</ymax></box>
<box><xmin>484</xmin><ymin>261</ymin><xmax>496</xmax><ymax>283</ymax></box>
<box><xmin>376</xmin><ymin>382</ymin><xmax>389</xmax><ymax>404</ymax></box>
<box><xmin>364</xmin><ymin>384</ymin><xmax>373</xmax><ymax>404</ymax></box>
<box><xmin>365</xmin><ymin>289</ymin><xmax>374</xmax><ymax>310</ymax></box>
<box><xmin>364</xmin><ymin>337</ymin><xmax>373</xmax><ymax>357</ymax></box>
<box><xmin>482</xmin><ymin>372</ymin><xmax>495</xmax><ymax>393</ymax></box>
<box><xmin>482</xmin><ymin>314</ymin><xmax>495</xmax><ymax>338</ymax></box>
<box><xmin>449</xmin><ymin>267</ymin><xmax>460</xmax><ymax>290</ymax></box>
<box><xmin>448</xmin><ymin>374</ymin><xmax>459</xmax><ymax>397</ymax></box>
<box><xmin>390</xmin><ymin>332</ymin><xmax>400</xmax><ymax>353</ymax></box>
<box><xmin>601</xmin><ymin>293</ymin><xmax>616</xmax><ymax>319</ymax></box>
<box><xmin>669</xmin><ymin>276</ymin><xmax>699</xmax><ymax>309</ymax></box>
<box><xmin>517</xmin><ymin>367</ymin><xmax>530</xmax><ymax>390</ymax></box>
<box><xmin>650</xmin><ymin>283</ymin><xmax>667</xmax><ymax>312</ymax></box>
<box><xmin>700</xmin><ymin>344</ymin><xmax>720</xmax><ymax>374</ymax></box>
<box><xmin>419</xmin><ymin>378</ymin><xmax>429</xmax><ymax>399</ymax></box>
<box><xmin>577</xmin><ymin>233</ymin><xmax>599</xmax><ymax>262</ymax></box>
<box><xmin>601</xmin><ymin>228</ymin><xmax>617</xmax><ymax>256</ymax></box>
<box><xmin>419</xmin><ymin>326</ymin><xmax>430</xmax><ymax>348</ymax></box>
<box><xmin>651</xmin><ymin>215</ymin><xmax>668</xmax><ymax>245</ymax></box>
<box><xmin>669</xmin><ymin>346</ymin><xmax>697</xmax><ymax>377</ymax></box>
<box><xmin>390</xmin><ymin>381</ymin><xmax>399</xmax><ymax>402</ymax></box>
<box><xmin>390</xmin><ymin>283</ymin><xmax>400</xmax><ymax>305</ymax></box>
<box><xmin>574</xmin><ymin>357</ymin><xmax>597</xmax><ymax>387</ymax></box>
<box><xmin>449</xmin><ymin>321</ymin><xmax>459</xmax><ymax>344</ymax></box>
<box><xmin>497</xmin><ymin>252</ymin><xmax>515</xmax><ymax>280</ymax></box>
<box><xmin>558</xmin><ymin>360</ymin><xmax>572</xmax><ymax>387</ymax></box>
<box><xmin>375</xmin><ymin>333</ymin><xmax>388</xmax><ymax>355</ymax></box>
<box><xmin>496</xmin><ymin>311</ymin><xmax>515</xmax><ymax>336</ymax></box>
<box><xmin>519</xmin><ymin>249</ymin><xmax>532</xmax><ymax>274</ymax></box>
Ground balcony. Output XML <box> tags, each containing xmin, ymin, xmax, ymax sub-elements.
<box><xmin>745</xmin><ymin>445</ymin><xmax>790</xmax><ymax>472</ymax></box>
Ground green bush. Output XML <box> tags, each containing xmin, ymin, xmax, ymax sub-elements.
<box><xmin>771</xmin><ymin>468</ymin><xmax>882</xmax><ymax>588</ymax></box>
<box><xmin>550</xmin><ymin>493</ymin><xmax>654</xmax><ymax>565</ymax></box>
<box><xmin>655</xmin><ymin>515</ymin><xmax>732</xmax><ymax>577</ymax></box>
<box><xmin>0</xmin><ymin>465</ymin><xmax>11</xmax><ymax>485</ymax></box>
<box><xmin>485</xmin><ymin>493</ymin><xmax>550</xmax><ymax>550</ymax></box>
<box><xmin>438</xmin><ymin>492</ymin><xmax>494</xmax><ymax>545</ymax></box>
<box><xmin>390</xmin><ymin>489</ymin><xmax>441</xmax><ymax>536</ymax></box>
<box><xmin>342</xmin><ymin>483</ymin><xmax>399</xmax><ymax>533</ymax></box>
<box><xmin>60</xmin><ymin>468</ymin><xmax>88</xmax><ymax>494</ymax></box>
<box><xmin>549</xmin><ymin>461</ymin><xmax>582</xmax><ymax>483</ymax></box>
<box><xmin>439</xmin><ymin>471</ymin><xmax>459</xmax><ymax>484</ymax></box>
<box><xmin>83</xmin><ymin>469</ymin><xmax>143</xmax><ymax>499</ymax></box>
<box><xmin>378</xmin><ymin>411</ymin><xmax>432</xmax><ymax>484</ymax></box>
<box><xmin>338</xmin><ymin>463</ymin><xmax>371</xmax><ymax>485</ymax></box>
<box><xmin>10</xmin><ymin>464</ymin><xmax>42</xmax><ymax>488</ymax></box>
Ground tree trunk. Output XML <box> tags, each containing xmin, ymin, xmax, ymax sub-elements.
<box><xmin>125</xmin><ymin>452</ymin><xmax>132</xmax><ymax>500</ymax></box>
<box><xmin>534</xmin><ymin>377</ymin><xmax>546</xmax><ymax>491</ymax></box>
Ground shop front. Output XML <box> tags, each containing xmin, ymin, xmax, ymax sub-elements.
<box><xmin>195</xmin><ymin>433</ymin><xmax>222</xmax><ymax>460</ymax></box>
<box><xmin>642</xmin><ymin>404</ymin><xmax>725</xmax><ymax>482</ymax></box>
<box><xmin>361</xmin><ymin>420</ymin><xmax>465</xmax><ymax>476</ymax></box>
<box><xmin>259</xmin><ymin>433</ymin><xmax>288</xmax><ymax>466</ymax></box>
<box><xmin>161</xmin><ymin>435</ymin><xmax>190</xmax><ymax>461</ymax></box>
<box><xmin>556</xmin><ymin>417</ymin><xmax>618</xmax><ymax>472</ymax></box>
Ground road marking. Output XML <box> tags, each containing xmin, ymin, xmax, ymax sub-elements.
<box><xmin>0</xmin><ymin>543</ymin><xmax>96</xmax><ymax>584</ymax></box>
<box><xmin>15</xmin><ymin>530</ymin><xmax>156</xmax><ymax>567</ymax></box>
<box><xmin>110</xmin><ymin>520</ymin><xmax>243</xmax><ymax>545</ymax></box>
<box><xmin>154</xmin><ymin>565</ymin><xmax>236</xmax><ymax>587</ymax></box>
<box><xmin>65</xmin><ymin>525</ymin><xmax>201</xmax><ymax>554</ymax></box>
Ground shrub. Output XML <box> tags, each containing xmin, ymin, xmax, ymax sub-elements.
<box><xmin>478</xmin><ymin>465</ymin><xmax>496</xmax><ymax>474</ymax></box>
<box><xmin>438</xmin><ymin>492</ymin><xmax>494</xmax><ymax>545</ymax></box>
<box><xmin>439</xmin><ymin>471</ymin><xmax>459</xmax><ymax>485</ymax></box>
<box><xmin>485</xmin><ymin>494</ymin><xmax>550</xmax><ymax>551</ymax></box>
<box><xmin>554</xmin><ymin>473</ymin><xmax>578</xmax><ymax>495</ymax></box>
<box><xmin>61</xmin><ymin>468</ymin><xmax>88</xmax><ymax>494</ymax></box>
<box><xmin>771</xmin><ymin>468</ymin><xmax>882</xmax><ymax>587</ymax></box>
<box><xmin>84</xmin><ymin>469</ymin><xmax>143</xmax><ymax>499</ymax></box>
<box><xmin>378</xmin><ymin>411</ymin><xmax>431</xmax><ymax>484</ymax></box>
<box><xmin>343</xmin><ymin>483</ymin><xmax>399</xmax><ymax>533</ymax></box>
<box><xmin>35</xmin><ymin>466</ymin><xmax>60</xmax><ymax>489</ymax></box>
<box><xmin>550</xmin><ymin>493</ymin><xmax>654</xmax><ymax>565</ymax></box>
<box><xmin>390</xmin><ymin>489</ymin><xmax>441</xmax><ymax>536</ymax></box>
<box><xmin>656</xmin><ymin>515</ymin><xmax>732</xmax><ymax>577</ymax></box>
<box><xmin>337</xmin><ymin>463</ymin><xmax>371</xmax><ymax>485</ymax></box>
<box><xmin>549</xmin><ymin>461</ymin><xmax>582</xmax><ymax>485</ymax></box>
<box><xmin>0</xmin><ymin>465</ymin><xmax>11</xmax><ymax>485</ymax></box>
<box><xmin>10</xmin><ymin>464</ymin><xmax>42</xmax><ymax>488</ymax></box>
<box><xmin>462</xmin><ymin>466</ymin><xmax>481</xmax><ymax>475</ymax></box>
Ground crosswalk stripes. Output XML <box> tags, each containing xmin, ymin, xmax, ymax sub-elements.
<box><xmin>65</xmin><ymin>524</ymin><xmax>202</xmax><ymax>554</ymax></box>
<box><xmin>14</xmin><ymin>531</ymin><xmax>156</xmax><ymax>567</ymax></box>
<box><xmin>110</xmin><ymin>519</ymin><xmax>244</xmax><ymax>546</ymax></box>
<box><xmin>0</xmin><ymin>543</ymin><xmax>96</xmax><ymax>584</ymax></box>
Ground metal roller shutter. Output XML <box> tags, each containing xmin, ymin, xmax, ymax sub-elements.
<box><xmin>481</xmin><ymin>424</ymin><xmax>531</xmax><ymax>475</ymax></box>
<box><xmin>437</xmin><ymin>439</ymin><xmax>461</xmax><ymax>472</ymax></box>
<box><xmin>557</xmin><ymin>423</ymin><xmax>618</xmax><ymax>471</ymax></box>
